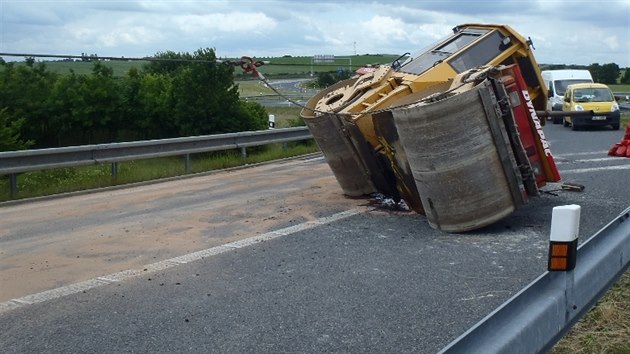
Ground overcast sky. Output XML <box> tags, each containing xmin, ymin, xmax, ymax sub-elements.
<box><xmin>1</xmin><ymin>0</ymin><xmax>629</xmax><ymax>67</ymax></box>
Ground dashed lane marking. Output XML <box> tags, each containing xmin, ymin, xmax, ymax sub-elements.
<box><xmin>561</xmin><ymin>164</ymin><xmax>630</xmax><ymax>174</ymax></box>
<box><xmin>555</xmin><ymin>157</ymin><xmax>624</xmax><ymax>164</ymax></box>
<box><xmin>553</xmin><ymin>150</ymin><xmax>609</xmax><ymax>157</ymax></box>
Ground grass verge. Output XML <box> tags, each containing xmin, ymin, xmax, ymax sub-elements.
<box><xmin>551</xmin><ymin>270</ymin><xmax>630</xmax><ymax>353</ymax></box>
<box><xmin>0</xmin><ymin>142</ymin><xmax>319</xmax><ymax>202</ymax></box>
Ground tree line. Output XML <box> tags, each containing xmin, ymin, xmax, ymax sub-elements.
<box><xmin>542</xmin><ymin>62</ymin><xmax>629</xmax><ymax>84</ymax></box>
<box><xmin>0</xmin><ymin>48</ymin><xmax>268</xmax><ymax>151</ymax></box>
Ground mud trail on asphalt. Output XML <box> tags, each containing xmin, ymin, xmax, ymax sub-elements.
<box><xmin>0</xmin><ymin>157</ymin><xmax>371</xmax><ymax>301</ymax></box>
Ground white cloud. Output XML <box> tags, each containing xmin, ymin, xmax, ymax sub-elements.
<box><xmin>98</xmin><ymin>27</ymin><xmax>163</xmax><ymax>48</ymax></box>
<box><xmin>359</xmin><ymin>16</ymin><xmax>409</xmax><ymax>43</ymax></box>
<box><xmin>173</xmin><ymin>12</ymin><xmax>277</xmax><ymax>34</ymax></box>
<box><xmin>604</xmin><ymin>36</ymin><xmax>620</xmax><ymax>50</ymax></box>
<box><xmin>1</xmin><ymin>0</ymin><xmax>628</xmax><ymax>66</ymax></box>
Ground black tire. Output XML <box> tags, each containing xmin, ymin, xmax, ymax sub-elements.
<box><xmin>572</xmin><ymin>123</ymin><xmax>580</xmax><ymax>131</ymax></box>
<box><xmin>552</xmin><ymin>116</ymin><xmax>562</xmax><ymax>124</ymax></box>
<box><xmin>612</xmin><ymin>123</ymin><xmax>620</xmax><ymax>130</ymax></box>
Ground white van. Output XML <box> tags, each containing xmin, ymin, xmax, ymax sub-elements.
<box><xmin>541</xmin><ymin>69</ymin><xmax>593</xmax><ymax>123</ymax></box>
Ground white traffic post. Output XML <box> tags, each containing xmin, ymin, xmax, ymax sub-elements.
<box><xmin>548</xmin><ymin>204</ymin><xmax>581</xmax><ymax>271</ymax></box>
<box><xmin>268</xmin><ymin>114</ymin><xmax>275</xmax><ymax>129</ymax></box>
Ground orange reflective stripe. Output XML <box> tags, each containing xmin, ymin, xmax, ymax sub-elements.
<box><xmin>549</xmin><ymin>257</ymin><xmax>568</xmax><ymax>270</ymax></box>
<box><xmin>551</xmin><ymin>244</ymin><xmax>569</xmax><ymax>257</ymax></box>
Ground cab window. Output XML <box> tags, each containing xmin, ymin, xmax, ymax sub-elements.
<box><xmin>398</xmin><ymin>29</ymin><xmax>489</xmax><ymax>75</ymax></box>
<box><xmin>448</xmin><ymin>31</ymin><xmax>509</xmax><ymax>73</ymax></box>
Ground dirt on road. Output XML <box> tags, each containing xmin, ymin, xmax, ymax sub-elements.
<box><xmin>0</xmin><ymin>156</ymin><xmax>377</xmax><ymax>301</ymax></box>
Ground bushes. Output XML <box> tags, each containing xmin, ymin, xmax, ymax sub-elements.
<box><xmin>0</xmin><ymin>108</ymin><xmax>33</xmax><ymax>151</ymax></box>
<box><xmin>0</xmin><ymin>48</ymin><xmax>269</xmax><ymax>151</ymax></box>
<box><xmin>315</xmin><ymin>70</ymin><xmax>353</xmax><ymax>88</ymax></box>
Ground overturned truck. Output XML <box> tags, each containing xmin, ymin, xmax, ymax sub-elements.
<box><xmin>300</xmin><ymin>24</ymin><xmax>561</xmax><ymax>232</ymax></box>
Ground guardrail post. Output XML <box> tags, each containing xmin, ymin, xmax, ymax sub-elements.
<box><xmin>111</xmin><ymin>162</ymin><xmax>118</xmax><ymax>180</ymax></box>
<box><xmin>9</xmin><ymin>173</ymin><xmax>17</xmax><ymax>199</ymax></box>
<box><xmin>241</xmin><ymin>147</ymin><xmax>247</xmax><ymax>159</ymax></box>
<box><xmin>184</xmin><ymin>154</ymin><xmax>191</xmax><ymax>174</ymax></box>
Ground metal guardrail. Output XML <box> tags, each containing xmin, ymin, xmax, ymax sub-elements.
<box><xmin>0</xmin><ymin>127</ymin><xmax>313</xmax><ymax>196</ymax></box>
<box><xmin>439</xmin><ymin>205</ymin><xmax>630</xmax><ymax>353</ymax></box>
<box><xmin>242</xmin><ymin>94</ymin><xmax>313</xmax><ymax>100</ymax></box>
<box><xmin>0</xmin><ymin>127</ymin><xmax>312</xmax><ymax>175</ymax></box>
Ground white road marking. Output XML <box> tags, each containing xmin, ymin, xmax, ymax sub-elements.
<box><xmin>574</xmin><ymin>157</ymin><xmax>624</xmax><ymax>163</ymax></box>
<box><xmin>553</xmin><ymin>150</ymin><xmax>609</xmax><ymax>157</ymax></box>
<box><xmin>561</xmin><ymin>164</ymin><xmax>630</xmax><ymax>174</ymax></box>
<box><xmin>555</xmin><ymin>157</ymin><xmax>623</xmax><ymax>164</ymax></box>
<box><xmin>0</xmin><ymin>209</ymin><xmax>363</xmax><ymax>315</ymax></box>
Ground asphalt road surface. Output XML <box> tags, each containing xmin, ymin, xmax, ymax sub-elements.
<box><xmin>0</xmin><ymin>121</ymin><xmax>628</xmax><ymax>353</ymax></box>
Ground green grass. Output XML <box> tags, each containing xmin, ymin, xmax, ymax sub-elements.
<box><xmin>0</xmin><ymin>142</ymin><xmax>319</xmax><ymax>202</ymax></box>
<box><xmin>38</xmin><ymin>60</ymin><xmax>148</xmax><ymax>77</ymax></box>
<box><xmin>610</xmin><ymin>84</ymin><xmax>630</xmax><ymax>94</ymax></box>
<box><xmin>27</xmin><ymin>54</ymin><xmax>401</xmax><ymax>78</ymax></box>
<box><xmin>236</xmin><ymin>80</ymin><xmax>277</xmax><ymax>96</ymax></box>
<box><xmin>551</xmin><ymin>270</ymin><xmax>630</xmax><ymax>353</ymax></box>
<box><xmin>251</xmin><ymin>54</ymin><xmax>400</xmax><ymax>76</ymax></box>
<box><xmin>265</xmin><ymin>106</ymin><xmax>305</xmax><ymax>128</ymax></box>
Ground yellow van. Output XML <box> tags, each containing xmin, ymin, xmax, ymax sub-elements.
<box><xmin>562</xmin><ymin>83</ymin><xmax>620</xmax><ymax>130</ymax></box>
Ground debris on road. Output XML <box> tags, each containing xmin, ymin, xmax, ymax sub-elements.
<box><xmin>560</xmin><ymin>183</ymin><xmax>586</xmax><ymax>192</ymax></box>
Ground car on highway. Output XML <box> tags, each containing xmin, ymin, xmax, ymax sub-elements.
<box><xmin>542</xmin><ymin>69</ymin><xmax>593</xmax><ymax>124</ymax></box>
<box><xmin>562</xmin><ymin>83</ymin><xmax>620</xmax><ymax>130</ymax></box>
